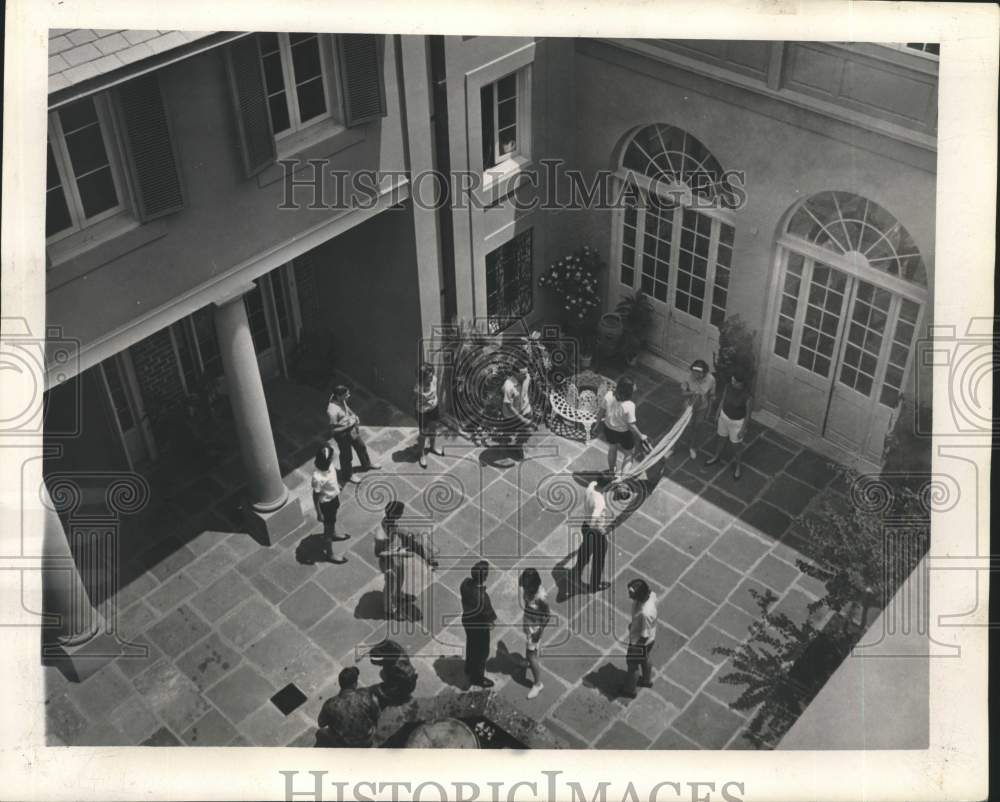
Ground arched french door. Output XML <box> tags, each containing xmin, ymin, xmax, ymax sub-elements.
<box><xmin>610</xmin><ymin>123</ymin><xmax>739</xmax><ymax>369</ymax></box>
<box><xmin>762</xmin><ymin>191</ymin><xmax>928</xmax><ymax>462</ymax></box>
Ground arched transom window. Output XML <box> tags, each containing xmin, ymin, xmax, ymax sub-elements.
<box><xmin>786</xmin><ymin>191</ymin><xmax>927</xmax><ymax>287</ymax></box>
<box><xmin>613</xmin><ymin>124</ymin><xmax>737</xmax><ymax>370</ymax></box>
<box><xmin>621</xmin><ymin>123</ymin><xmax>738</xmax><ymax>209</ymax></box>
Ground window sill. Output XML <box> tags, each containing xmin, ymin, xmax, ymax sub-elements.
<box><xmin>478</xmin><ymin>156</ymin><xmax>534</xmax><ymax>207</ymax></box>
<box><xmin>258</xmin><ymin>124</ymin><xmax>367</xmax><ymax>188</ymax></box>
<box><xmin>47</xmin><ymin>218</ymin><xmax>169</xmax><ymax>291</ymax></box>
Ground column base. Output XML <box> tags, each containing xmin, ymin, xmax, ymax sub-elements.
<box><xmin>42</xmin><ymin>631</ymin><xmax>148</xmax><ymax>683</ymax></box>
<box><xmin>243</xmin><ymin>495</ymin><xmax>304</xmax><ymax>546</ymax></box>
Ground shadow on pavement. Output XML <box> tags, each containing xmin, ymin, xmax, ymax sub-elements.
<box><xmin>582</xmin><ymin>662</ymin><xmax>630</xmax><ymax>701</ymax></box>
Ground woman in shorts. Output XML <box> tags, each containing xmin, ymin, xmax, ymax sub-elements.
<box><xmin>596</xmin><ymin>376</ymin><xmax>649</xmax><ymax>479</ymax></box>
<box><xmin>519</xmin><ymin>568</ymin><xmax>551</xmax><ymax>699</ymax></box>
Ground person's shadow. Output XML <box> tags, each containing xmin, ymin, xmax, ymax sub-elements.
<box><xmin>552</xmin><ymin>551</ymin><xmax>585</xmax><ymax>603</ymax></box>
<box><xmin>391</xmin><ymin>443</ymin><xmax>423</xmax><ymax>464</ymax></box>
<box><xmin>582</xmin><ymin>662</ymin><xmax>631</xmax><ymax>701</ymax></box>
<box><xmin>485</xmin><ymin>640</ymin><xmax>530</xmax><ymax>687</ymax></box>
<box><xmin>353</xmin><ymin>589</ymin><xmax>423</xmax><ymax>622</ymax></box>
<box><xmin>294</xmin><ymin>533</ymin><xmax>347</xmax><ymax>565</ymax></box>
<box><xmin>432</xmin><ymin>655</ymin><xmax>469</xmax><ymax>689</ymax></box>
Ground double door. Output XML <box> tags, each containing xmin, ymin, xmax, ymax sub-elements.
<box><xmin>764</xmin><ymin>250</ymin><xmax>922</xmax><ymax>461</ymax></box>
<box><xmin>614</xmin><ymin>193</ymin><xmax>734</xmax><ymax>370</ymax></box>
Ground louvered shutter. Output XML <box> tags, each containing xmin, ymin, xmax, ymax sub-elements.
<box><xmin>336</xmin><ymin>34</ymin><xmax>387</xmax><ymax>127</ymax></box>
<box><xmin>114</xmin><ymin>74</ymin><xmax>185</xmax><ymax>221</ymax></box>
<box><xmin>224</xmin><ymin>35</ymin><xmax>276</xmax><ymax>177</ymax></box>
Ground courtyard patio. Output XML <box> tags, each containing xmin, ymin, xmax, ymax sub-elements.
<box><xmin>44</xmin><ymin>361</ymin><xmax>847</xmax><ymax>749</ymax></box>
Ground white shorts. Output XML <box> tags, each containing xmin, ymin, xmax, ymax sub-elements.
<box><xmin>717</xmin><ymin>410</ymin><xmax>746</xmax><ymax>443</ymax></box>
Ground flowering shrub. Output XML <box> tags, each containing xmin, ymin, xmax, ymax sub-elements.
<box><xmin>537</xmin><ymin>246</ymin><xmax>605</xmax><ymax>334</ymax></box>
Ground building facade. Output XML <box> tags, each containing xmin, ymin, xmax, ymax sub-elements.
<box><xmin>43</xmin><ymin>31</ymin><xmax>937</xmax><ymax>555</ymax></box>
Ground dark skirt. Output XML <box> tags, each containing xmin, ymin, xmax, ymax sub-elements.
<box><xmin>416</xmin><ymin>404</ymin><xmax>440</xmax><ymax>436</ymax></box>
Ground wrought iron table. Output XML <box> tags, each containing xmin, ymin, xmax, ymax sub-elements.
<box><xmin>547</xmin><ymin>370</ymin><xmax>615</xmax><ymax>442</ymax></box>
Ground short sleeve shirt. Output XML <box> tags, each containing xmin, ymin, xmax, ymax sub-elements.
<box><xmin>327</xmin><ymin>399</ymin><xmax>357</xmax><ymax>429</ymax></box>
<box><xmin>502</xmin><ymin>377</ymin><xmax>531</xmax><ymax>418</ymax></box>
<box><xmin>415</xmin><ymin>375</ymin><xmax>438</xmax><ymax>412</ymax></box>
<box><xmin>628</xmin><ymin>593</ymin><xmax>658</xmax><ymax>644</ymax></box>
<box><xmin>318</xmin><ymin>688</ymin><xmax>380</xmax><ymax>747</ymax></box>
<box><xmin>602</xmin><ymin>391</ymin><xmax>637</xmax><ymax>432</ymax></box>
<box><xmin>584</xmin><ymin>481</ymin><xmax>608</xmax><ymax>528</ymax></box>
<box><xmin>523</xmin><ymin>589</ymin><xmax>550</xmax><ymax>638</ymax></box>
<box><xmin>685</xmin><ymin>373</ymin><xmax>716</xmax><ymax>412</ymax></box>
<box><xmin>311</xmin><ymin>469</ymin><xmax>340</xmax><ymax>502</ymax></box>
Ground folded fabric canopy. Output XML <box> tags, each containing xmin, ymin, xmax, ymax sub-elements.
<box><xmin>610</xmin><ymin>404</ymin><xmax>693</xmax><ymax>484</ymax></box>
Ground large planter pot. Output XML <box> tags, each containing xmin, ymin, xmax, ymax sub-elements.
<box><xmin>596</xmin><ymin>313</ymin><xmax>623</xmax><ymax>357</ymax></box>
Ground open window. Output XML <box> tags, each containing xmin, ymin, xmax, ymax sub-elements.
<box><xmin>480</xmin><ymin>66</ymin><xmax>531</xmax><ymax>172</ymax></box>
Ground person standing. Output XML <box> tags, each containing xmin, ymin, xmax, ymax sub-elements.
<box><xmin>317</xmin><ymin>667</ymin><xmax>381</xmax><ymax>747</ymax></box>
<box><xmin>596</xmin><ymin>376</ymin><xmax>649</xmax><ymax>478</ymax></box>
<box><xmin>414</xmin><ymin>363</ymin><xmax>445</xmax><ymax>469</ymax></box>
<box><xmin>375</xmin><ymin>505</ymin><xmax>414</xmax><ymax>620</ymax></box>
<box><xmin>311</xmin><ymin>445</ymin><xmax>348</xmax><ymax>564</ymax></box>
<box><xmin>705</xmin><ymin>373</ymin><xmax>753</xmax><ymax>480</ymax></box>
<box><xmin>460</xmin><ymin>560</ymin><xmax>497</xmax><ymax>688</ymax></box>
<box><xmin>571</xmin><ymin>481</ymin><xmax>611</xmax><ymax>592</ymax></box>
<box><xmin>622</xmin><ymin>578</ymin><xmax>658</xmax><ymax>699</ymax></box>
<box><xmin>500</xmin><ymin>366</ymin><xmax>534</xmax><ymax>459</ymax></box>
<box><xmin>519</xmin><ymin>568</ymin><xmax>551</xmax><ymax>699</ymax></box>
<box><xmin>679</xmin><ymin>359</ymin><xmax>716</xmax><ymax>461</ymax></box>
<box><xmin>381</xmin><ymin>501</ymin><xmax>438</xmax><ymax>568</ymax></box>
<box><xmin>326</xmin><ymin>384</ymin><xmax>380</xmax><ymax>484</ymax></box>
<box><xmin>522</xmin><ymin>330</ymin><xmax>552</xmax><ymax>417</ymax></box>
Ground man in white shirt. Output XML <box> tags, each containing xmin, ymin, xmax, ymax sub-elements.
<box><xmin>500</xmin><ymin>366</ymin><xmax>534</xmax><ymax>459</ymax></box>
<box><xmin>622</xmin><ymin>577</ymin><xmax>657</xmax><ymax>699</ymax></box>
<box><xmin>571</xmin><ymin>481</ymin><xmax>611</xmax><ymax>592</ymax></box>
<box><xmin>327</xmin><ymin>384</ymin><xmax>380</xmax><ymax>484</ymax></box>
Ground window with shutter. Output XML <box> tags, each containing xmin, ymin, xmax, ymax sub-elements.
<box><xmin>114</xmin><ymin>74</ymin><xmax>185</xmax><ymax>221</ymax></box>
<box><xmin>46</xmin><ymin>86</ymin><xmax>184</xmax><ymax>266</ymax></box>
<box><xmin>336</xmin><ymin>34</ymin><xmax>387</xmax><ymax>127</ymax></box>
<box><xmin>46</xmin><ymin>95</ymin><xmax>127</xmax><ymax>242</ymax></box>
<box><xmin>230</xmin><ymin>33</ymin><xmax>351</xmax><ymax>163</ymax></box>
<box><xmin>226</xmin><ymin>35</ymin><xmax>278</xmax><ymax>176</ymax></box>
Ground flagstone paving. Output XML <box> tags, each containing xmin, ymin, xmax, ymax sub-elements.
<box><xmin>45</xmin><ymin>366</ymin><xmax>845</xmax><ymax>748</ymax></box>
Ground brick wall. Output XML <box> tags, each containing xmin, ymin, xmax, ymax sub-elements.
<box><xmin>130</xmin><ymin>328</ymin><xmax>185</xmax><ymax>417</ymax></box>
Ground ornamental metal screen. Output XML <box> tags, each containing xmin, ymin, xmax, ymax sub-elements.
<box><xmin>486</xmin><ymin>228</ymin><xmax>533</xmax><ymax>335</ymax></box>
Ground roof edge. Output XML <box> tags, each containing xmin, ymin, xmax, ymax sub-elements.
<box><xmin>49</xmin><ymin>31</ymin><xmax>253</xmax><ymax>108</ymax></box>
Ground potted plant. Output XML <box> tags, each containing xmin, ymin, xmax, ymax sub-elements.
<box><xmin>537</xmin><ymin>245</ymin><xmax>606</xmax><ymax>359</ymax></box>
<box><xmin>713</xmin><ymin>314</ymin><xmax>757</xmax><ymax>389</ymax></box>
<box><xmin>615</xmin><ymin>291</ymin><xmax>654</xmax><ymax>365</ymax></box>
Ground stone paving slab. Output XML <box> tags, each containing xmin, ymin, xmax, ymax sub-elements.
<box><xmin>47</xmin><ymin>373</ymin><xmax>854</xmax><ymax>749</ymax></box>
